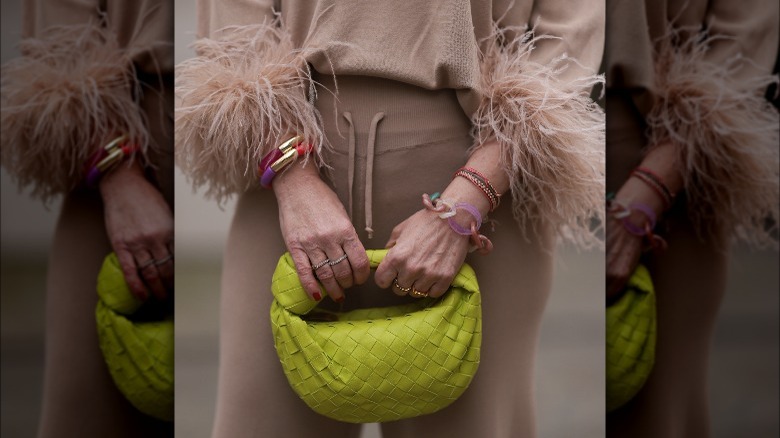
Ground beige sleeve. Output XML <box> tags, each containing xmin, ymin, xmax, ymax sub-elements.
<box><xmin>468</xmin><ymin>0</ymin><xmax>605</xmax><ymax>248</ymax></box>
<box><xmin>197</xmin><ymin>0</ymin><xmax>277</xmax><ymax>37</ymax></box>
<box><xmin>176</xmin><ymin>0</ymin><xmax>324</xmax><ymax>202</ymax></box>
<box><xmin>1</xmin><ymin>0</ymin><xmax>161</xmax><ymax>199</ymax></box>
<box><xmin>643</xmin><ymin>0</ymin><xmax>779</xmax><ymax>246</ymax></box>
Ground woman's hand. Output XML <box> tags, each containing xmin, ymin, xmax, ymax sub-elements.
<box><xmin>274</xmin><ymin>162</ymin><xmax>371</xmax><ymax>303</ymax></box>
<box><xmin>375</xmin><ymin>138</ymin><xmax>508</xmax><ymax>298</ymax></box>
<box><xmin>606</xmin><ymin>142</ymin><xmax>682</xmax><ymax>299</ymax></box>
<box><xmin>374</xmin><ymin>207</ymin><xmax>471</xmax><ymax>298</ymax></box>
<box><xmin>374</xmin><ymin>173</ymin><xmax>492</xmax><ymax>297</ymax></box>
<box><xmin>100</xmin><ymin>160</ymin><xmax>174</xmax><ymax>301</ymax></box>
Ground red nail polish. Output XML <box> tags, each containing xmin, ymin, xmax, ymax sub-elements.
<box><xmin>313</xmin><ymin>292</ymin><xmax>322</xmax><ymax>301</ymax></box>
<box><xmin>335</xmin><ymin>295</ymin><xmax>345</xmax><ymax>303</ymax></box>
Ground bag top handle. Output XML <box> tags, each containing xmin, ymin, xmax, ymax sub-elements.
<box><xmin>272</xmin><ymin>249</ymin><xmax>479</xmax><ymax>315</ymax></box>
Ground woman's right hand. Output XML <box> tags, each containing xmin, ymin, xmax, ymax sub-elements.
<box><xmin>274</xmin><ymin>161</ymin><xmax>371</xmax><ymax>303</ymax></box>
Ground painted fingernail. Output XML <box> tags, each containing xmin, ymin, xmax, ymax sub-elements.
<box><xmin>335</xmin><ymin>295</ymin><xmax>345</xmax><ymax>303</ymax></box>
<box><xmin>313</xmin><ymin>292</ymin><xmax>322</xmax><ymax>301</ymax></box>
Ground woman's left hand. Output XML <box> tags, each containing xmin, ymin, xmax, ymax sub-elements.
<box><xmin>374</xmin><ymin>208</ymin><xmax>471</xmax><ymax>298</ymax></box>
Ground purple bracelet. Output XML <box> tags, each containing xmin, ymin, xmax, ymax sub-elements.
<box><xmin>620</xmin><ymin>202</ymin><xmax>657</xmax><ymax>236</ymax></box>
<box><xmin>447</xmin><ymin>202</ymin><xmax>482</xmax><ymax>235</ymax></box>
<box><xmin>260</xmin><ymin>166</ymin><xmax>277</xmax><ymax>189</ymax></box>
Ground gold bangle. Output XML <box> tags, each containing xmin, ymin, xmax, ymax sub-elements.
<box><xmin>95</xmin><ymin>148</ymin><xmax>125</xmax><ymax>172</ymax></box>
<box><xmin>270</xmin><ymin>148</ymin><xmax>298</xmax><ymax>172</ymax></box>
<box><xmin>102</xmin><ymin>134</ymin><xmax>128</xmax><ymax>152</ymax></box>
<box><xmin>277</xmin><ymin>135</ymin><xmax>305</xmax><ymax>153</ymax></box>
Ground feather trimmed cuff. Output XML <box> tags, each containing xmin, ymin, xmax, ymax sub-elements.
<box><xmin>471</xmin><ymin>26</ymin><xmax>606</xmax><ymax>248</ymax></box>
<box><xmin>1</xmin><ymin>23</ymin><xmax>148</xmax><ymax>200</ymax></box>
<box><xmin>175</xmin><ymin>18</ymin><xmax>325</xmax><ymax>202</ymax></box>
<box><xmin>647</xmin><ymin>28</ymin><xmax>779</xmax><ymax>248</ymax></box>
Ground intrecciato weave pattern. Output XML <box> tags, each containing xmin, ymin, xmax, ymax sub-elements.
<box><xmin>95</xmin><ymin>253</ymin><xmax>174</xmax><ymax>421</ymax></box>
<box><xmin>271</xmin><ymin>249</ymin><xmax>482</xmax><ymax>423</ymax></box>
<box><xmin>606</xmin><ymin>264</ymin><xmax>656</xmax><ymax>412</ymax></box>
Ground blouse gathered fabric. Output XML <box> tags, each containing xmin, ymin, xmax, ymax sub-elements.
<box><xmin>176</xmin><ymin>0</ymin><xmax>606</xmax><ymax>247</ymax></box>
<box><xmin>606</xmin><ymin>0</ymin><xmax>779</xmax><ymax>247</ymax></box>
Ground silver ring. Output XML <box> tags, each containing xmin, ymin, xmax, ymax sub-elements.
<box><xmin>312</xmin><ymin>258</ymin><xmax>331</xmax><ymax>270</ymax></box>
<box><xmin>138</xmin><ymin>259</ymin><xmax>156</xmax><ymax>270</ymax></box>
<box><xmin>328</xmin><ymin>254</ymin><xmax>348</xmax><ymax>266</ymax></box>
<box><xmin>154</xmin><ymin>255</ymin><xmax>174</xmax><ymax>265</ymax></box>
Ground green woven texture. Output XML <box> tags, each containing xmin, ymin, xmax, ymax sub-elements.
<box><xmin>270</xmin><ymin>249</ymin><xmax>482</xmax><ymax>423</ymax></box>
<box><xmin>95</xmin><ymin>253</ymin><xmax>174</xmax><ymax>421</ymax></box>
<box><xmin>606</xmin><ymin>264</ymin><xmax>656</xmax><ymax>412</ymax></box>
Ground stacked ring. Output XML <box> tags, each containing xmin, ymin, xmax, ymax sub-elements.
<box><xmin>312</xmin><ymin>259</ymin><xmax>330</xmax><ymax>270</ymax></box>
<box><xmin>328</xmin><ymin>254</ymin><xmax>348</xmax><ymax>266</ymax></box>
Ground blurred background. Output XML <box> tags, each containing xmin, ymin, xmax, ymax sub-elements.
<box><xmin>0</xmin><ymin>1</ymin><xmax>776</xmax><ymax>437</ymax></box>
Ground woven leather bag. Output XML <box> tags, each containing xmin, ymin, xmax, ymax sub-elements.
<box><xmin>606</xmin><ymin>264</ymin><xmax>656</xmax><ymax>412</ymax></box>
<box><xmin>95</xmin><ymin>253</ymin><xmax>174</xmax><ymax>421</ymax></box>
<box><xmin>270</xmin><ymin>249</ymin><xmax>482</xmax><ymax>423</ymax></box>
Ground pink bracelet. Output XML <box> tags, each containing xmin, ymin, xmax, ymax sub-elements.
<box><xmin>421</xmin><ymin>194</ymin><xmax>494</xmax><ymax>255</ymax></box>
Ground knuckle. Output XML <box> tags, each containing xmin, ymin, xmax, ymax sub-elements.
<box><xmin>316</xmin><ymin>269</ymin><xmax>335</xmax><ymax>281</ymax></box>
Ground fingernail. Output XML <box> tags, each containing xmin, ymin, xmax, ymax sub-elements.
<box><xmin>313</xmin><ymin>292</ymin><xmax>322</xmax><ymax>301</ymax></box>
<box><xmin>335</xmin><ymin>295</ymin><xmax>345</xmax><ymax>303</ymax></box>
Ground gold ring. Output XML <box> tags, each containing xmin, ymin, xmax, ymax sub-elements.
<box><xmin>410</xmin><ymin>289</ymin><xmax>429</xmax><ymax>298</ymax></box>
<box><xmin>393</xmin><ymin>278</ymin><xmax>412</xmax><ymax>293</ymax></box>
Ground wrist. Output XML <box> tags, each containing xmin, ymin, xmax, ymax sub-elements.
<box><xmin>98</xmin><ymin>158</ymin><xmax>146</xmax><ymax>197</ymax></box>
<box><xmin>272</xmin><ymin>161</ymin><xmax>322</xmax><ymax>199</ymax></box>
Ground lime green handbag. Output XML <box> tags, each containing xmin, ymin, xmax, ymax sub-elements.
<box><xmin>606</xmin><ymin>264</ymin><xmax>656</xmax><ymax>412</ymax></box>
<box><xmin>270</xmin><ymin>249</ymin><xmax>482</xmax><ymax>423</ymax></box>
<box><xmin>95</xmin><ymin>253</ymin><xmax>174</xmax><ymax>421</ymax></box>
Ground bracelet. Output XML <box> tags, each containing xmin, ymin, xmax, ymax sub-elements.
<box><xmin>259</xmin><ymin>136</ymin><xmax>313</xmax><ymax>189</ymax></box>
<box><xmin>83</xmin><ymin>134</ymin><xmax>139</xmax><ymax>187</ymax></box>
<box><xmin>631</xmin><ymin>167</ymin><xmax>674</xmax><ymax>209</ymax></box>
<box><xmin>453</xmin><ymin>167</ymin><xmax>501</xmax><ymax>211</ymax></box>
<box><xmin>421</xmin><ymin>194</ymin><xmax>494</xmax><ymax>255</ymax></box>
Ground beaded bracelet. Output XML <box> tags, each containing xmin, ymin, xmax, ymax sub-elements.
<box><xmin>453</xmin><ymin>167</ymin><xmax>501</xmax><ymax>212</ymax></box>
<box><xmin>83</xmin><ymin>134</ymin><xmax>139</xmax><ymax>187</ymax></box>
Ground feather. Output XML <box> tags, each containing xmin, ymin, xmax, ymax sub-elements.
<box><xmin>175</xmin><ymin>18</ymin><xmax>325</xmax><ymax>202</ymax></box>
<box><xmin>1</xmin><ymin>22</ymin><xmax>148</xmax><ymax>200</ymax></box>
<box><xmin>647</xmin><ymin>26</ymin><xmax>779</xmax><ymax>248</ymax></box>
<box><xmin>471</xmin><ymin>25</ymin><xmax>606</xmax><ymax>249</ymax></box>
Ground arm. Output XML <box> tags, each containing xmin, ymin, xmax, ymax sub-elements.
<box><xmin>375</xmin><ymin>0</ymin><xmax>606</xmax><ymax>295</ymax></box>
<box><xmin>177</xmin><ymin>1</ymin><xmax>370</xmax><ymax>303</ymax></box>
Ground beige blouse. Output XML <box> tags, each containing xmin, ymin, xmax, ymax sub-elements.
<box><xmin>606</xmin><ymin>0</ymin><xmax>779</xmax><ymax>246</ymax></box>
<box><xmin>1</xmin><ymin>0</ymin><xmax>173</xmax><ymax>200</ymax></box>
<box><xmin>178</xmin><ymin>0</ymin><xmax>606</xmax><ymax>247</ymax></box>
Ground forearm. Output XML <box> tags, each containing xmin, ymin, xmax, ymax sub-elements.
<box><xmin>441</xmin><ymin>139</ymin><xmax>509</xmax><ymax>218</ymax></box>
<box><xmin>616</xmin><ymin>141</ymin><xmax>683</xmax><ymax>217</ymax></box>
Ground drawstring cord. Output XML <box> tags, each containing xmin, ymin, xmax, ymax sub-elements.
<box><xmin>342</xmin><ymin>111</ymin><xmax>385</xmax><ymax>239</ymax></box>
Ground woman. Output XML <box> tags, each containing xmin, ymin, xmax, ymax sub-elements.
<box><xmin>177</xmin><ymin>0</ymin><xmax>604</xmax><ymax>436</ymax></box>
<box><xmin>1</xmin><ymin>0</ymin><xmax>174</xmax><ymax>436</ymax></box>
<box><xmin>605</xmin><ymin>0</ymin><xmax>778</xmax><ymax>436</ymax></box>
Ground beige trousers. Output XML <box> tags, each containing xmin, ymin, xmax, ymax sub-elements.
<box><xmin>36</xmin><ymin>82</ymin><xmax>174</xmax><ymax>438</ymax></box>
<box><xmin>211</xmin><ymin>76</ymin><xmax>555</xmax><ymax>437</ymax></box>
<box><xmin>605</xmin><ymin>92</ymin><xmax>727</xmax><ymax>438</ymax></box>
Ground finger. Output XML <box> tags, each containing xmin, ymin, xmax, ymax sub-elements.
<box><xmin>325</xmin><ymin>245</ymin><xmax>353</xmax><ymax>290</ymax></box>
<box><xmin>115</xmin><ymin>249</ymin><xmax>148</xmax><ymax>301</ymax></box>
<box><xmin>428</xmin><ymin>281</ymin><xmax>449</xmax><ymax>298</ymax></box>
<box><xmin>412</xmin><ymin>274</ymin><xmax>436</xmax><ymax>298</ymax></box>
<box><xmin>374</xmin><ymin>252</ymin><xmax>398</xmax><ymax>289</ymax></box>
<box><xmin>343</xmin><ymin>237</ymin><xmax>370</xmax><ymax>285</ymax></box>
<box><xmin>310</xmin><ymin>248</ymin><xmax>345</xmax><ymax>303</ymax></box>
<box><xmin>393</xmin><ymin>269</ymin><xmax>417</xmax><ymax>297</ymax></box>
<box><xmin>290</xmin><ymin>248</ymin><xmax>323</xmax><ymax>302</ymax></box>
<box><xmin>385</xmin><ymin>226</ymin><xmax>402</xmax><ymax>249</ymax></box>
<box><xmin>150</xmin><ymin>243</ymin><xmax>174</xmax><ymax>292</ymax></box>
<box><xmin>135</xmin><ymin>249</ymin><xmax>167</xmax><ymax>301</ymax></box>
